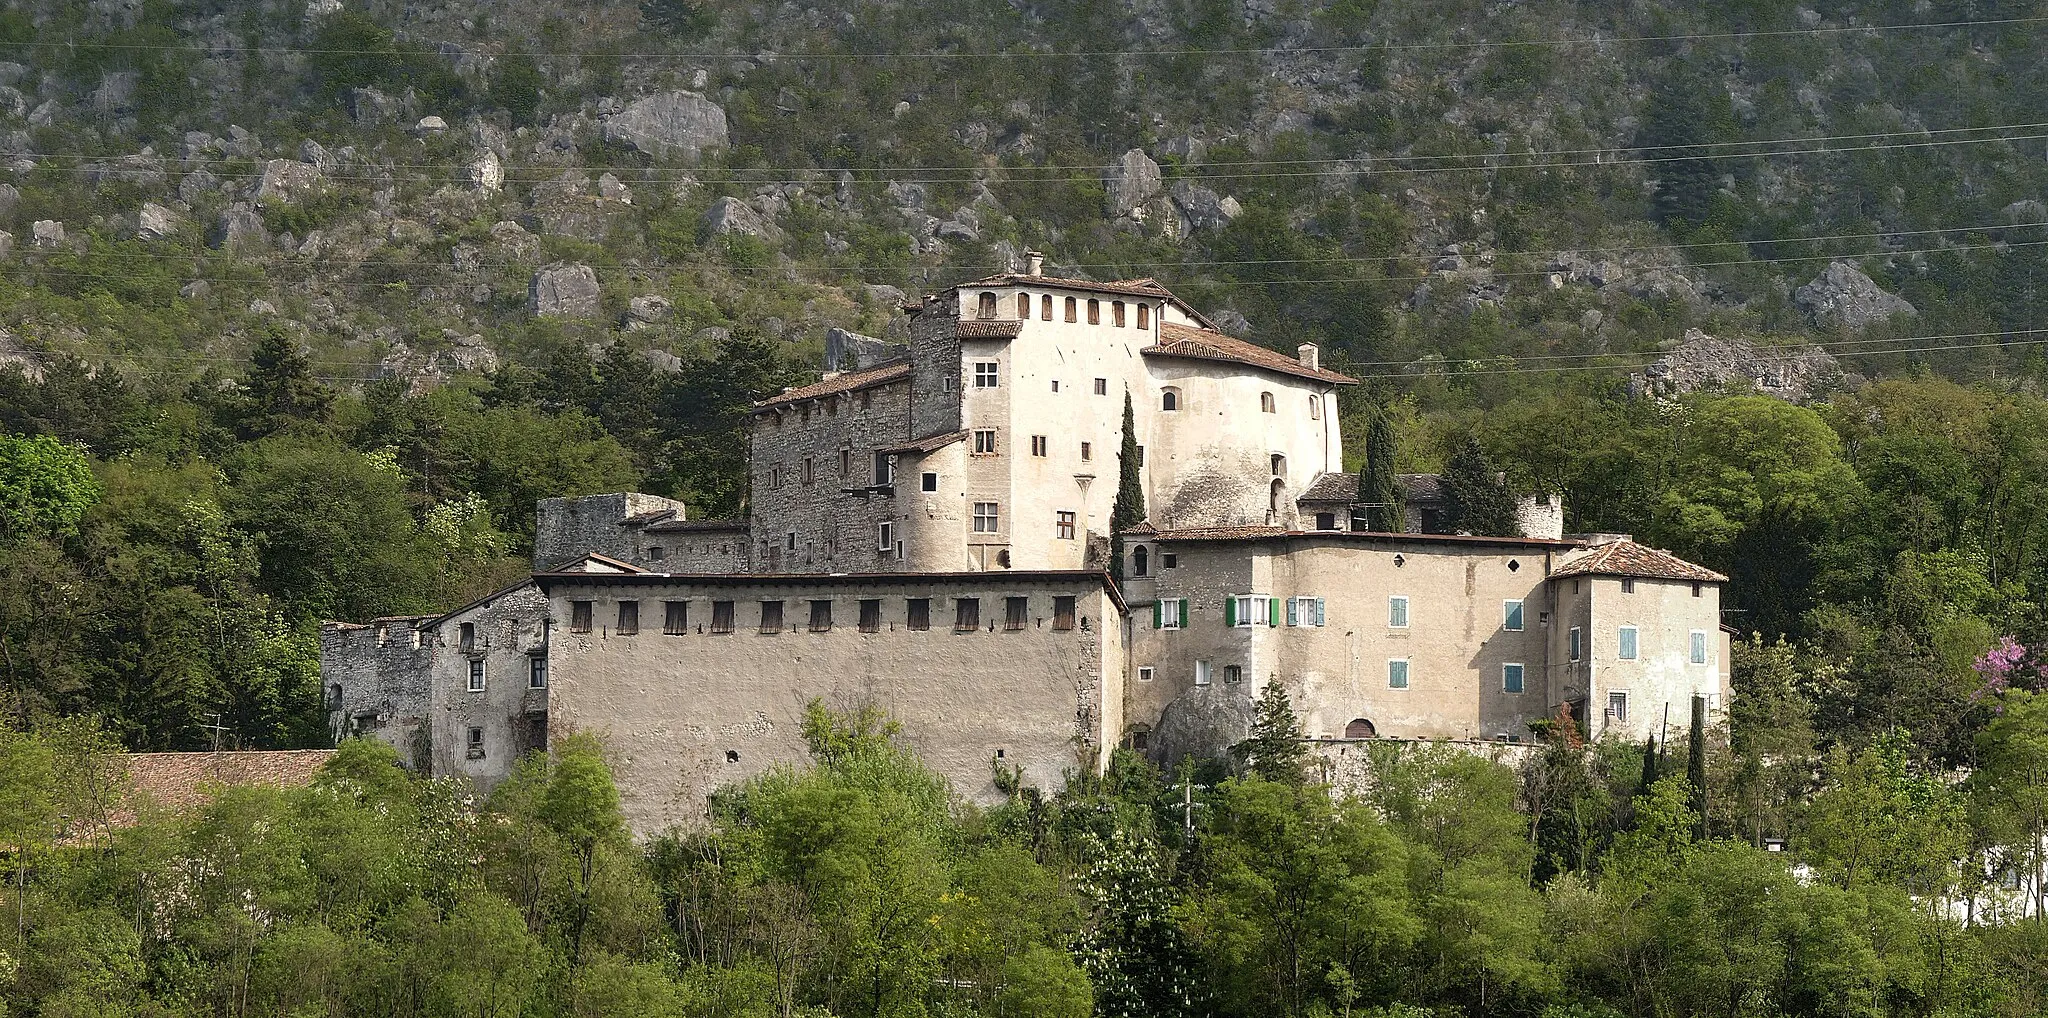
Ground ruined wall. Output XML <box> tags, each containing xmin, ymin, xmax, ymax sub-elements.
<box><xmin>534</xmin><ymin>493</ymin><xmax>687</xmax><ymax>569</ymax></box>
<box><xmin>540</xmin><ymin>572</ymin><xmax>1122</xmax><ymax>834</ymax></box>
<box><xmin>319</xmin><ymin>617</ymin><xmax>436</xmax><ymax>769</ymax></box>
<box><xmin>419</xmin><ymin>582</ymin><xmax>551</xmax><ymax>791</ymax></box>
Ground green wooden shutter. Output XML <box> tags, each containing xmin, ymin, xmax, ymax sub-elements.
<box><xmin>1269</xmin><ymin>597</ymin><xmax>1281</xmax><ymax>627</ymax></box>
<box><xmin>1224</xmin><ymin>596</ymin><xmax>1237</xmax><ymax>627</ymax></box>
<box><xmin>1153</xmin><ymin>601</ymin><xmax>1162</xmax><ymax>628</ymax></box>
<box><xmin>1179</xmin><ymin>600</ymin><xmax>1189</xmax><ymax>628</ymax></box>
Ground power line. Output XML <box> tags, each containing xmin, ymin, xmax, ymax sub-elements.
<box><xmin>1339</xmin><ymin>331</ymin><xmax>2048</xmax><ymax>380</ymax></box>
<box><xmin>11</xmin><ymin>14</ymin><xmax>2045</xmax><ymax>59</ymax></box>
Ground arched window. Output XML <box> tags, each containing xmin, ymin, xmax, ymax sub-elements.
<box><xmin>1309</xmin><ymin>395</ymin><xmax>1321</xmax><ymax>420</ymax></box>
<box><xmin>1270</xmin><ymin>453</ymin><xmax>1286</xmax><ymax>477</ymax></box>
<box><xmin>1344</xmin><ymin>718</ymin><xmax>1377</xmax><ymax>739</ymax></box>
<box><xmin>1161</xmin><ymin>388</ymin><xmax>1180</xmax><ymax>411</ymax></box>
<box><xmin>977</xmin><ymin>292</ymin><xmax>997</xmax><ymax>319</ymax></box>
<box><xmin>328</xmin><ymin>684</ymin><xmax>343</xmax><ymax>709</ymax></box>
<box><xmin>1133</xmin><ymin>545</ymin><xmax>1149</xmax><ymax>576</ymax></box>
<box><xmin>1113</xmin><ymin>300</ymin><xmax>1126</xmax><ymax>326</ymax></box>
<box><xmin>1087</xmin><ymin>298</ymin><xmax>1100</xmax><ymax>324</ymax></box>
<box><xmin>1260</xmin><ymin>391</ymin><xmax>1276</xmax><ymax>413</ymax></box>
<box><xmin>1269</xmin><ymin>478</ymin><xmax>1285</xmax><ymax>514</ymax></box>
<box><xmin>1041</xmin><ymin>294</ymin><xmax>1054</xmax><ymax>320</ymax></box>
<box><xmin>1064</xmin><ymin>296</ymin><xmax>1078</xmax><ymax>322</ymax></box>
<box><xmin>1017</xmin><ymin>293</ymin><xmax>1030</xmax><ymax>318</ymax></box>
<box><xmin>1137</xmin><ymin>304</ymin><xmax>1151</xmax><ymax>329</ymax></box>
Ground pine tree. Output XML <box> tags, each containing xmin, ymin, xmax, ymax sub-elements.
<box><xmin>1235</xmin><ymin>682</ymin><xmax>1310</xmax><ymax>784</ymax></box>
<box><xmin>1358</xmin><ymin>406</ymin><xmax>1400</xmax><ymax>532</ymax></box>
<box><xmin>240</xmin><ymin>326</ymin><xmax>333</xmax><ymax>438</ymax></box>
<box><xmin>1109</xmin><ymin>390</ymin><xmax>1146</xmax><ymax>581</ymax></box>
<box><xmin>1441</xmin><ymin>437</ymin><xmax>1521</xmax><ymax>537</ymax></box>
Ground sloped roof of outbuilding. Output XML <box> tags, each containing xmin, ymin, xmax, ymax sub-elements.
<box><xmin>1551</xmin><ymin>540</ymin><xmax>1727</xmax><ymax>582</ymax></box>
<box><xmin>1145</xmin><ymin>323</ymin><xmax>1358</xmax><ymax>385</ymax></box>
<box><xmin>753</xmin><ymin>359</ymin><xmax>910</xmax><ymax>411</ymax></box>
<box><xmin>1299</xmin><ymin>472</ymin><xmax>1361</xmax><ymax>503</ymax></box>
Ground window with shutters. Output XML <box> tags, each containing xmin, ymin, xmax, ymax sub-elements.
<box><xmin>1503</xmin><ymin>663</ymin><xmax>1525</xmax><ymax>694</ymax></box>
<box><xmin>1017</xmin><ymin>293</ymin><xmax>1030</xmax><ymax>318</ymax></box>
<box><xmin>976</xmin><ymin>291</ymin><xmax>997</xmax><ymax>319</ymax></box>
<box><xmin>711</xmin><ymin>600</ymin><xmax>734</xmax><ymax>633</ymax></box>
<box><xmin>1568</xmin><ymin>626</ymin><xmax>1582</xmax><ymax>661</ymax></box>
<box><xmin>570</xmin><ymin>600</ymin><xmax>593</xmax><ymax>633</ymax></box>
<box><xmin>1005</xmin><ymin>596</ymin><xmax>1028</xmax><ymax>631</ymax></box>
<box><xmin>1156</xmin><ymin>598</ymin><xmax>1186</xmax><ymax>630</ymax></box>
<box><xmin>1065</xmin><ymin>296</ymin><xmax>1077</xmax><ymax>322</ymax></box>
<box><xmin>1113</xmin><ymin>301</ymin><xmax>1126</xmax><ymax>326</ymax></box>
<box><xmin>906</xmin><ymin>598</ymin><xmax>930</xmax><ymax>631</ymax></box>
<box><xmin>1622</xmin><ymin>577</ymin><xmax>1636</xmax><ymax>594</ymax></box>
<box><xmin>1287</xmin><ymin>597</ymin><xmax>1326</xmax><ymax>627</ymax></box>
<box><xmin>1229</xmin><ymin>594</ymin><xmax>1274</xmax><ymax>627</ymax></box>
<box><xmin>1087</xmin><ymin>298</ymin><xmax>1100</xmax><ymax>324</ymax></box>
<box><xmin>858</xmin><ymin>599</ymin><xmax>882</xmax><ymax>633</ymax></box>
<box><xmin>1690</xmin><ymin>630</ymin><xmax>1708</xmax><ymax>664</ymax></box>
<box><xmin>1503</xmin><ymin>599</ymin><xmax>1524</xmax><ymax>632</ymax></box>
<box><xmin>617</xmin><ymin>600</ymin><xmax>639</xmax><ymax>635</ymax></box>
<box><xmin>1041</xmin><ymin>294</ymin><xmax>1053</xmax><ymax>320</ymax></box>
<box><xmin>663</xmin><ymin>600</ymin><xmax>687</xmax><ymax>635</ymax></box>
<box><xmin>1388</xmin><ymin>659</ymin><xmax>1410</xmax><ymax>689</ymax></box>
<box><xmin>1388</xmin><ymin>595</ymin><xmax>1409</xmax><ymax>628</ymax></box>
<box><xmin>1137</xmin><ymin>303</ymin><xmax>1151</xmax><ymax>329</ymax></box>
<box><xmin>809</xmin><ymin>599</ymin><xmax>833</xmax><ymax>632</ymax></box>
<box><xmin>1053</xmin><ymin>596</ymin><xmax>1076</xmax><ymax>630</ymax></box>
<box><xmin>759</xmin><ymin>600</ymin><xmax>784</xmax><ymax>634</ymax></box>
<box><xmin>955</xmin><ymin>598</ymin><xmax>981</xmax><ymax>631</ymax></box>
<box><xmin>1618</xmin><ymin>626</ymin><xmax>1639</xmax><ymax>660</ymax></box>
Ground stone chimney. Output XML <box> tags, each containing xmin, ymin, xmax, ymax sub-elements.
<box><xmin>1297</xmin><ymin>343</ymin><xmax>1320</xmax><ymax>371</ymax></box>
<box><xmin>1024</xmin><ymin>249</ymin><xmax>1044</xmax><ymax>276</ymax></box>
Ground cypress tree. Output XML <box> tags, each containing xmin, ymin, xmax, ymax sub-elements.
<box><xmin>1358</xmin><ymin>407</ymin><xmax>1400</xmax><ymax>532</ymax></box>
<box><xmin>1687</xmin><ymin>695</ymin><xmax>1709</xmax><ymax>840</ymax></box>
<box><xmin>1639</xmin><ymin>735</ymin><xmax>1660</xmax><ymax>792</ymax></box>
<box><xmin>1441</xmin><ymin>437</ymin><xmax>1521</xmax><ymax>537</ymax></box>
<box><xmin>1109</xmin><ymin>390</ymin><xmax>1146</xmax><ymax>581</ymax></box>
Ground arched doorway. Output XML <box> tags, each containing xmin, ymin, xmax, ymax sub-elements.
<box><xmin>1132</xmin><ymin>544</ymin><xmax>1149</xmax><ymax>577</ymax></box>
<box><xmin>1344</xmin><ymin>718</ymin><xmax>1377</xmax><ymax>739</ymax></box>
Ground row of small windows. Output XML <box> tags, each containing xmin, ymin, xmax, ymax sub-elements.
<box><xmin>1158</xmin><ymin>387</ymin><xmax>1321</xmax><ymax>419</ymax></box>
<box><xmin>976</xmin><ymin>291</ymin><xmax>1154</xmax><ymax>330</ymax></box>
<box><xmin>566</xmin><ymin>595</ymin><xmax>1080</xmax><ymax>634</ymax></box>
<box><xmin>970</xmin><ymin>426</ymin><xmax>1102</xmax><ymax>465</ymax></box>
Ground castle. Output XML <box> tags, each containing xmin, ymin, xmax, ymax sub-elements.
<box><xmin>323</xmin><ymin>262</ymin><xmax>1731</xmax><ymax>834</ymax></box>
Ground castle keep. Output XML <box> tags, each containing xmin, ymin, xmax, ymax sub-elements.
<box><xmin>323</xmin><ymin>267</ymin><xmax>1730</xmax><ymax>834</ymax></box>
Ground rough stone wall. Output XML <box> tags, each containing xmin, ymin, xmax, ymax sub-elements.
<box><xmin>420</xmin><ymin>582</ymin><xmax>552</xmax><ymax>792</ymax></box>
<box><xmin>907</xmin><ymin>297</ymin><xmax>964</xmax><ymax>440</ymax></box>
<box><xmin>319</xmin><ymin>618</ymin><xmax>435</xmax><ymax>769</ymax></box>
<box><xmin>748</xmin><ymin>379</ymin><xmax>914</xmax><ymax>573</ymax></box>
<box><xmin>539</xmin><ymin>573</ymin><xmax>1121</xmax><ymax>834</ymax></box>
<box><xmin>534</xmin><ymin>493</ymin><xmax>687</xmax><ymax>569</ymax></box>
<box><xmin>641</xmin><ymin>526</ymin><xmax>749</xmax><ymax>572</ymax></box>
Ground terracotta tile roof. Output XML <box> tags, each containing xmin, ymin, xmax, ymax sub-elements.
<box><xmin>1300</xmin><ymin>472</ymin><xmax>1361</xmax><ymax>502</ymax></box>
<box><xmin>1551</xmin><ymin>540</ymin><xmax>1727</xmax><ymax>582</ymax></box>
<box><xmin>754</xmin><ymin>359</ymin><xmax>910</xmax><ymax>411</ymax></box>
<box><xmin>955</xmin><ymin>319</ymin><xmax>1024</xmax><ymax>338</ymax></box>
<box><xmin>1146</xmin><ymin>323</ymin><xmax>1358</xmax><ymax>384</ymax></box>
<box><xmin>956</xmin><ymin>272</ymin><xmax>1180</xmax><ymax>300</ymax></box>
<box><xmin>122</xmin><ymin>750</ymin><xmax>334</xmax><ymax>815</ymax></box>
<box><xmin>880</xmin><ymin>430</ymin><xmax>969</xmax><ymax>454</ymax></box>
<box><xmin>1131</xmin><ymin>525</ymin><xmax>1579</xmax><ymax>548</ymax></box>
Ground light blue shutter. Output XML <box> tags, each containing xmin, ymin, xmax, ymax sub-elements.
<box><xmin>1286</xmin><ymin>598</ymin><xmax>1299</xmax><ymax>627</ymax></box>
<box><xmin>1313</xmin><ymin>598</ymin><xmax>1325</xmax><ymax>627</ymax></box>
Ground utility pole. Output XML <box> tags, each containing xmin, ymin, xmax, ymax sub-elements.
<box><xmin>199</xmin><ymin>714</ymin><xmax>229</xmax><ymax>752</ymax></box>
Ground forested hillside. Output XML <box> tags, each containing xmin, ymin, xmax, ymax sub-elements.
<box><xmin>0</xmin><ymin>0</ymin><xmax>2040</xmax><ymax>801</ymax></box>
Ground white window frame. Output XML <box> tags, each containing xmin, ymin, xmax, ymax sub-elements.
<box><xmin>1232</xmin><ymin>594</ymin><xmax>1272</xmax><ymax>628</ymax></box>
<box><xmin>1158</xmin><ymin>598</ymin><xmax>1184</xmax><ymax>631</ymax></box>
<box><xmin>1388</xmin><ymin>658</ymin><xmax>1410</xmax><ymax>689</ymax></box>
<box><xmin>467</xmin><ymin>659</ymin><xmax>485</xmax><ymax>692</ymax></box>
<box><xmin>1503</xmin><ymin>599</ymin><xmax>1524</xmax><ymax>632</ymax></box>
<box><xmin>1608</xmin><ymin>691</ymin><xmax>1629</xmax><ymax>722</ymax></box>
<box><xmin>878</xmin><ymin>521</ymin><xmax>894</xmax><ymax>552</ymax></box>
<box><xmin>972</xmin><ymin>429</ymin><xmax>998</xmax><ymax>454</ymax></box>
<box><xmin>1195</xmin><ymin>659</ymin><xmax>1212</xmax><ymax>686</ymax></box>
<box><xmin>1138</xmin><ymin>666</ymin><xmax>1155</xmax><ymax>682</ymax></box>
<box><xmin>1503</xmin><ymin>662</ymin><xmax>1525</xmax><ymax>694</ymax></box>
<box><xmin>1568</xmin><ymin>626</ymin><xmax>1582</xmax><ymax>662</ymax></box>
<box><xmin>1690</xmin><ymin>629</ymin><xmax>1709</xmax><ymax>665</ymax></box>
<box><xmin>1618</xmin><ymin>625</ymin><xmax>1639</xmax><ymax>661</ymax></box>
<box><xmin>972</xmin><ymin>502</ymin><xmax>1000</xmax><ymax>533</ymax></box>
<box><xmin>1286</xmin><ymin>597</ymin><xmax>1326</xmax><ymax>627</ymax></box>
<box><xmin>1388</xmin><ymin>595</ymin><xmax>1409</xmax><ymax>628</ymax></box>
<box><xmin>973</xmin><ymin>361</ymin><xmax>1000</xmax><ymax>388</ymax></box>
<box><xmin>528</xmin><ymin>656</ymin><xmax>547</xmax><ymax>689</ymax></box>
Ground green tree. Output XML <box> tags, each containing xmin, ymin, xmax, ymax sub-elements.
<box><xmin>1110</xmin><ymin>391</ymin><xmax>1146</xmax><ymax>581</ymax></box>
<box><xmin>1234</xmin><ymin>682</ymin><xmax>1310</xmax><ymax>784</ymax></box>
<box><xmin>240</xmin><ymin>326</ymin><xmax>333</xmax><ymax>439</ymax></box>
<box><xmin>0</xmin><ymin>435</ymin><xmax>97</xmax><ymax>545</ymax></box>
<box><xmin>1441</xmin><ymin>438</ymin><xmax>1519</xmax><ymax>537</ymax></box>
<box><xmin>541</xmin><ymin>732</ymin><xmax>627</xmax><ymax>962</ymax></box>
<box><xmin>1360</xmin><ymin>407</ymin><xmax>1399</xmax><ymax>532</ymax></box>
<box><xmin>998</xmin><ymin>946</ymin><xmax>1093</xmax><ymax>1018</ymax></box>
<box><xmin>487</xmin><ymin>52</ymin><xmax>544</xmax><ymax>123</ymax></box>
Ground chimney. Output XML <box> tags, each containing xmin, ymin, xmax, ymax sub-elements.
<box><xmin>1297</xmin><ymin>343</ymin><xmax>1320</xmax><ymax>371</ymax></box>
<box><xmin>1024</xmin><ymin>249</ymin><xmax>1044</xmax><ymax>276</ymax></box>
